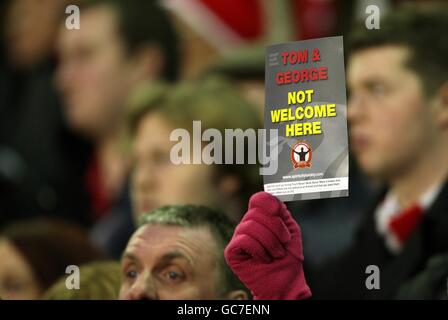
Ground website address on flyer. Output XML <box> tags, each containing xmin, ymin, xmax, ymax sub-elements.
<box><xmin>177</xmin><ymin>304</ymin><xmax>270</xmax><ymax>318</ymax></box>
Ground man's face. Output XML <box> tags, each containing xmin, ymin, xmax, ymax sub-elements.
<box><xmin>347</xmin><ymin>46</ymin><xmax>438</xmax><ymax>181</ymax></box>
<box><xmin>131</xmin><ymin>112</ymin><xmax>219</xmax><ymax>218</ymax></box>
<box><xmin>56</xmin><ymin>5</ymin><xmax>134</xmax><ymax>138</ymax></box>
<box><xmin>119</xmin><ymin>224</ymin><xmax>222</xmax><ymax>300</ymax></box>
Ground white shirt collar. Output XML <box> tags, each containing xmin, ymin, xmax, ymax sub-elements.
<box><xmin>375</xmin><ymin>182</ymin><xmax>443</xmax><ymax>253</ymax></box>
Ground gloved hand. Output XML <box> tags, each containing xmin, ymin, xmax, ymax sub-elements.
<box><xmin>224</xmin><ymin>192</ymin><xmax>312</xmax><ymax>300</ymax></box>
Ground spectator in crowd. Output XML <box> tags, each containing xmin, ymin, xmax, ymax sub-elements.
<box><xmin>119</xmin><ymin>205</ymin><xmax>249</xmax><ymax>300</ymax></box>
<box><xmin>0</xmin><ymin>0</ymin><xmax>91</xmax><ymax>227</ymax></box>
<box><xmin>310</xmin><ymin>5</ymin><xmax>448</xmax><ymax>299</ymax></box>
<box><xmin>0</xmin><ymin>220</ymin><xmax>102</xmax><ymax>300</ymax></box>
<box><xmin>127</xmin><ymin>76</ymin><xmax>262</xmax><ymax>224</ymax></box>
<box><xmin>56</xmin><ymin>0</ymin><xmax>179</xmax><ymax>258</ymax></box>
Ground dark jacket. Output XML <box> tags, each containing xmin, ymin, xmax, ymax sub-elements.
<box><xmin>308</xmin><ymin>181</ymin><xmax>448</xmax><ymax>299</ymax></box>
<box><xmin>90</xmin><ymin>182</ymin><xmax>135</xmax><ymax>259</ymax></box>
<box><xmin>0</xmin><ymin>56</ymin><xmax>91</xmax><ymax>227</ymax></box>
<box><xmin>396</xmin><ymin>253</ymin><xmax>448</xmax><ymax>300</ymax></box>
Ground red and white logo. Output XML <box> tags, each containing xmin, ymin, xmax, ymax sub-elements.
<box><xmin>291</xmin><ymin>141</ymin><xmax>312</xmax><ymax>169</ymax></box>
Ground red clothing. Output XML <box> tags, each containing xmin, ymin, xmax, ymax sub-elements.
<box><xmin>85</xmin><ymin>156</ymin><xmax>112</xmax><ymax>221</ymax></box>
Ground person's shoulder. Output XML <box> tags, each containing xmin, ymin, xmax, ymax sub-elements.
<box><xmin>396</xmin><ymin>252</ymin><xmax>448</xmax><ymax>299</ymax></box>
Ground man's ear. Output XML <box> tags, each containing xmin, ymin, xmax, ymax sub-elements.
<box><xmin>225</xmin><ymin>290</ymin><xmax>249</xmax><ymax>300</ymax></box>
<box><xmin>434</xmin><ymin>82</ymin><xmax>448</xmax><ymax>128</ymax></box>
<box><xmin>129</xmin><ymin>45</ymin><xmax>164</xmax><ymax>84</ymax></box>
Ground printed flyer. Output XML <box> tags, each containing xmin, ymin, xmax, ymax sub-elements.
<box><xmin>264</xmin><ymin>36</ymin><xmax>349</xmax><ymax>202</ymax></box>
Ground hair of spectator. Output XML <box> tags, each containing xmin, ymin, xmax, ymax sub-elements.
<box><xmin>78</xmin><ymin>0</ymin><xmax>179</xmax><ymax>82</ymax></box>
<box><xmin>348</xmin><ymin>4</ymin><xmax>448</xmax><ymax>96</ymax></box>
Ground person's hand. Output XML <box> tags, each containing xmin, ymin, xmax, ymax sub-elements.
<box><xmin>224</xmin><ymin>192</ymin><xmax>311</xmax><ymax>300</ymax></box>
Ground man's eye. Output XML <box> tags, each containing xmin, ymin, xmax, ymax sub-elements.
<box><xmin>126</xmin><ymin>270</ymin><xmax>138</xmax><ymax>279</ymax></box>
<box><xmin>162</xmin><ymin>270</ymin><xmax>184</xmax><ymax>283</ymax></box>
<box><xmin>371</xmin><ymin>84</ymin><xmax>386</xmax><ymax>96</ymax></box>
<box><xmin>168</xmin><ymin>272</ymin><xmax>179</xmax><ymax>280</ymax></box>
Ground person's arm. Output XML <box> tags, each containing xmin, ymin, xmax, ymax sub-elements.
<box><xmin>224</xmin><ymin>192</ymin><xmax>312</xmax><ymax>300</ymax></box>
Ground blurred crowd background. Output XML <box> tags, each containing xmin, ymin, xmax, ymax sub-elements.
<box><xmin>0</xmin><ymin>0</ymin><xmax>446</xmax><ymax>300</ymax></box>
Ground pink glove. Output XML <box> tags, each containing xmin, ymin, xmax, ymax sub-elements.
<box><xmin>224</xmin><ymin>192</ymin><xmax>312</xmax><ymax>300</ymax></box>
